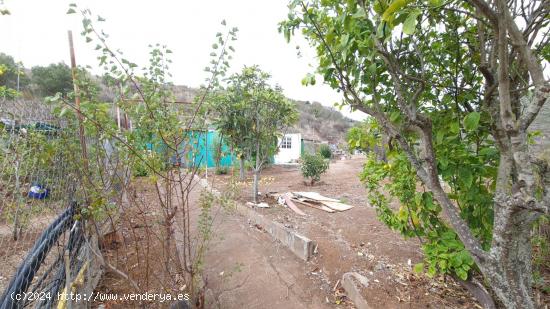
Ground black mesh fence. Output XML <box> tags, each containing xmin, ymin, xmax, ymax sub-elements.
<box><xmin>0</xmin><ymin>99</ymin><xmax>112</xmax><ymax>309</ymax></box>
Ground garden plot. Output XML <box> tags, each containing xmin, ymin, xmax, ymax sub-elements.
<box><xmin>207</xmin><ymin>156</ymin><xmax>480</xmax><ymax>308</ymax></box>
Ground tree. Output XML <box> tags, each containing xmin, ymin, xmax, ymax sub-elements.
<box><xmin>301</xmin><ymin>152</ymin><xmax>329</xmax><ymax>184</ymax></box>
<box><xmin>281</xmin><ymin>0</ymin><xmax>549</xmax><ymax>308</ymax></box>
<box><xmin>31</xmin><ymin>62</ymin><xmax>73</xmax><ymax>97</ymax></box>
<box><xmin>347</xmin><ymin>119</ymin><xmax>387</xmax><ymax>161</ymax></box>
<box><xmin>0</xmin><ymin>53</ymin><xmax>29</xmax><ymax>91</ymax></box>
<box><xmin>210</xmin><ymin>66</ymin><xmax>298</xmax><ymax>202</ymax></box>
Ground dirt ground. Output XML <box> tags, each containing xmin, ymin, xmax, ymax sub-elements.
<box><xmin>205</xmin><ymin>155</ymin><xmax>480</xmax><ymax>308</ymax></box>
<box><xmin>93</xmin><ymin>155</ymin><xmax>548</xmax><ymax>308</ymax></box>
<box><xmin>0</xmin><ymin>207</ymin><xmax>60</xmax><ymax>292</ymax></box>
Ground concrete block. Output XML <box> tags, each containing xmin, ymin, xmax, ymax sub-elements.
<box><xmin>342</xmin><ymin>272</ymin><xmax>370</xmax><ymax>309</ymax></box>
<box><xmin>233</xmin><ymin>198</ymin><xmax>314</xmax><ymax>261</ymax></box>
<box><xmin>194</xmin><ymin>175</ymin><xmax>316</xmax><ymax>261</ymax></box>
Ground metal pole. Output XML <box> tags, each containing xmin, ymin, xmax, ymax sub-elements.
<box><xmin>205</xmin><ymin>130</ymin><xmax>208</xmax><ymax>181</ymax></box>
<box><xmin>204</xmin><ymin>110</ymin><xmax>208</xmax><ymax>181</ymax></box>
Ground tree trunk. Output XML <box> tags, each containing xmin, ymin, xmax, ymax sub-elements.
<box><xmin>482</xmin><ymin>208</ymin><xmax>538</xmax><ymax>309</ymax></box>
<box><xmin>253</xmin><ymin>170</ymin><xmax>259</xmax><ymax>204</ymax></box>
<box><xmin>253</xmin><ymin>142</ymin><xmax>261</xmax><ymax>203</ymax></box>
<box><xmin>239</xmin><ymin>156</ymin><xmax>245</xmax><ymax>181</ymax></box>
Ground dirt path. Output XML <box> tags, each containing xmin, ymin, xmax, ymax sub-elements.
<box><xmin>94</xmin><ymin>157</ymin><xmax>477</xmax><ymax>308</ymax></box>
<box><xmin>206</xmin><ymin>156</ymin><xmax>477</xmax><ymax>308</ymax></box>
<box><xmin>173</xmin><ymin>181</ymin><xmax>334</xmax><ymax>309</ymax></box>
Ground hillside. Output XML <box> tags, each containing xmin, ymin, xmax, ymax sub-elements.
<box><xmin>170</xmin><ymin>85</ymin><xmax>354</xmax><ymax>144</ymax></box>
<box><xmin>292</xmin><ymin>100</ymin><xmax>354</xmax><ymax>144</ymax></box>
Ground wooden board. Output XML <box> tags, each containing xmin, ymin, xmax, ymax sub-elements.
<box><xmin>320</xmin><ymin>200</ymin><xmax>354</xmax><ymax>211</ymax></box>
<box><xmin>292</xmin><ymin>198</ymin><xmax>335</xmax><ymax>213</ymax></box>
<box><xmin>283</xmin><ymin>194</ymin><xmax>307</xmax><ymax>216</ymax></box>
<box><xmin>293</xmin><ymin>192</ymin><xmax>341</xmax><ymax>202</ymax></box>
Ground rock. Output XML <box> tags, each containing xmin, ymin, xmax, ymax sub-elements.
<box><xmin>374</xmin><ymin>261</ymin><xmax>387</xmax><ymax>272</ymax></box>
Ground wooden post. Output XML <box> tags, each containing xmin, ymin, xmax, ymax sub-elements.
<box><xmin>68</xmin><ymin>30</ymin><xmax>89</xmax><ymax>173</ymax></box>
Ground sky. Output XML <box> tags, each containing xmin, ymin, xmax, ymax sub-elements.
<box><xmin>0</xmin><ymin>0</ymin><xmax>367</xmax><ymax>121</ymax></box>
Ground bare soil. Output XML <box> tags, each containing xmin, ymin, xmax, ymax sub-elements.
<box><xmin>92</xmin><ymin>155</ymin><xmax>548</xmax><ymax>308</ymax></box>
<box><xmin>206</xmin><ymin>156</ymin><xmax>480</xmax><ymax>308</ymax></box>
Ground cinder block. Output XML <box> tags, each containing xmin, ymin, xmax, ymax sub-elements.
<box><xmin>342</xmin><ymin>272</ymin><xmax>370</xmax><ymax>309</ymax></box>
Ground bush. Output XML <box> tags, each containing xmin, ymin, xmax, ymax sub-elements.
<box><xmin>215</xmin><ymin>166</ymin><xmax>229</xmax><ymax>175</ymax></box>
<box><xmin>318</xmin><ymin>144</ymin><xmax>332</xmax><ymax>159</ymax></box>
<box><xmin>300</xmin><ymin>153</ymin><xmax>329</xmax><ymax>185</ymax></box>
<box><xmin>132</xmin><ymin>159</ymin><xmax>149</xmax><ymax>177</ymax></box>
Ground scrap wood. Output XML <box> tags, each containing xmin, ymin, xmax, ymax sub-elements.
<box><xmin>245</xmin><ymin>201</ymin><xmax>270</xmax><ymax>208</ymax></box>
<box><xmin>293</xmin><ymin>191</ymin><xmax>340</xmax><ymax>202</ymax></box>
<box><xmin>292</xmin><ymin>198</ymin><xmax>335</xmax><ymax>213</ymax></box>
<box><xmin>293</xmin><ymin>192</ymin><xmax>354</xmax><ymax>212</ymax></box>
<box><xmin>319</xmin><ymin>200</ymin><xmax>354</xmax><ymax>211</ymax></box>
<box><xmin>282</xmin><ymin>193</ymin><xmax>307</xmax><ymax>216</ymax></box>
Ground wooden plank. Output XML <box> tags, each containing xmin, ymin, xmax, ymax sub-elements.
<box><xmin>292</xmin><ymin>198</ymin><xmax>335</xmax><ymax>213</ymax></box>
<box><xmin>320</xmin><ymin>201</ymin><xmax>354</xmax><ymax>211</ymax></box>
<box><xmin>293</xmin><ymin>191</ymin><xmax>340</xmax><ymax>202</ymax></box>
<box><xmin>283</xmin><ymin>194</ymin><xmax>307</xmax><ymax>216</ymax></box>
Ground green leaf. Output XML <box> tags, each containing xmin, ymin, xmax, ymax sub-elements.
<box><xmin>456</xmin><ymin>269</ymin><xmax>468</xmax><ymax>281</ymax></box>
<box><xmin>352</xmin><ymin>8</ymin><xmax>367</xmax><ymax>19</ymax></box>
<box><xmin>450</xmin><ymin>122</ymin><xmax>460</xmax><ymax>134</ymax></box>
<box><xmin>340</xmin><ymin>34</ymin><xmax>350</xmax><ymax>48</ymax></box>
<box><xmin>301</xmin><ymin>73</ymin><xmax>316</xmax><ymax>86</ymax></box>
<box><xmin>479</xmin><ymin>147</ymin><xmax>498</xmax><ymax>156</ymax></box>
<box><xmin>413</xmin><ymin>263</ymin><xmax>424</xmax><ymax>273</ymax></box>
<box><xmin>402</xmin><ymin>10</ymin><xmax>420</xmax><ymax>35</ymax></box>
<box><xmin>368</xmin><ymin>63</ymin><xmax>377</xmax><ymax>74</ymax></box>
<box><xmin>390</xmin><ymin>111</ymin><xmax>401</xmax><ymax>122</ymax></box>
<box><xmin>427</xmin><ymin>263</ymin><xmax>436</xmax><ymax>277</ymax></box>
<box><xmin>459</xmin><ymin>168</ymin><xmax>473</xmax><ymax>188</ymax></box>
<box><xmin>436</xmin><ymin>130</ymin><xmax>444</xmax><ymax>144</ymax></box>
<box><xmin>463</xmin><ymin>112</ymin><xmax>480</xmax><ymax>132</ymax></box>
<box><xmin>66</xmin><ymin>8</ymin><xmax>76</xmax><ymax>14</ymax></box>
<box><xmin>382</xmin><ymin>0</ymin><xmax>410</xmax><ymax>21</ymax></box>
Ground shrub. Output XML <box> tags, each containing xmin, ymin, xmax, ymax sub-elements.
<box><xmin>215</xmin><ymin>166</ymin><xmax>229</xmax><ymax>175</ymax></box>
<box><xmin>132</xmin><ymin>159</ymin><xmax>149</xmax><ymax>177</ymax></box>
<box><xmin>300</xmin><ymin>153</ymin><xmax>329</xmax><ymax>185</ymax></box>
<box><xmin>318</xmin><ymin>144</ymin><xmax>332</xmax><ymax>159</ymax></box>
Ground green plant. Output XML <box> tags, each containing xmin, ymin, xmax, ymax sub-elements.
<box><xmin>0</xmin><ymin>53</ymin><xmax>30</xmax><ymax>90</ymax></box>
<box><xmin>300</xmin><ymin>152</ymin><xmax>329</xmax><ymax>185</ymax></box>
<box><xmin>208</xmin><ymin>65</ymin><xmax>298</xmax><ymax>202</ymax></box>
<box><xmin>281</xmin><ymin>0</ymin><xmax>550</xmax><ymax>307</ymax></box>
<box><xmin>215</xmin><ymin>166</ymin><xmax>229</xmax><ymax>175</ymax></box>
<box><xmin>318</xmin><ymin>144</ymin><xmax>332</xmax><ymax>159</ymax></box>
<box><xmin>31</xmin><ymin>62</ymin><xmax>73</xmax><ymax>97</ymax></box>
<box><xmin>45</xmin><ymin>4</ymin><xmax>240</xmax><ymax>300</ymax></box>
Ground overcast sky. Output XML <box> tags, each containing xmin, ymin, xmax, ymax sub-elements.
<box><xmin>0</xmin><ymin>0</ymin><xmax>367</xmax><ymax>120</ymax></box>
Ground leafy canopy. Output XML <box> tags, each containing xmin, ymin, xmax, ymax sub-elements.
<box><xmin>208</xmin><ymin>65</ymin><xmax>298</xmax><ymax>165</ymax></box>
<box><xmin>279</xmin><ymin>0</ymin><xmax>544</xmax><ymax>285</ymax></box>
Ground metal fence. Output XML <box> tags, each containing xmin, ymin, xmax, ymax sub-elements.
<box><xmin>0</xmin><ymin>99</ymin><xmax>104</xmax><ymax>309</ymax></box>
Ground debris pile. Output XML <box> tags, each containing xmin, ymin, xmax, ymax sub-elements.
<box><xmin>274</xmin><ymin>191</ymin><xmax>354</xmax><ymax>215</ymax></box>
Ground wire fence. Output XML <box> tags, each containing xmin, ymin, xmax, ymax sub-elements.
<box><xmin>0</xmin><ymin>99</ymin><xmax>117</xmax><ymax>309</ymax></box>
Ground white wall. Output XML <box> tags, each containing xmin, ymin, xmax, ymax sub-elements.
<box><xmin>274</xmin><ymin>133</ymin><xmax>301</xmax><ymax>164</ymax></box>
